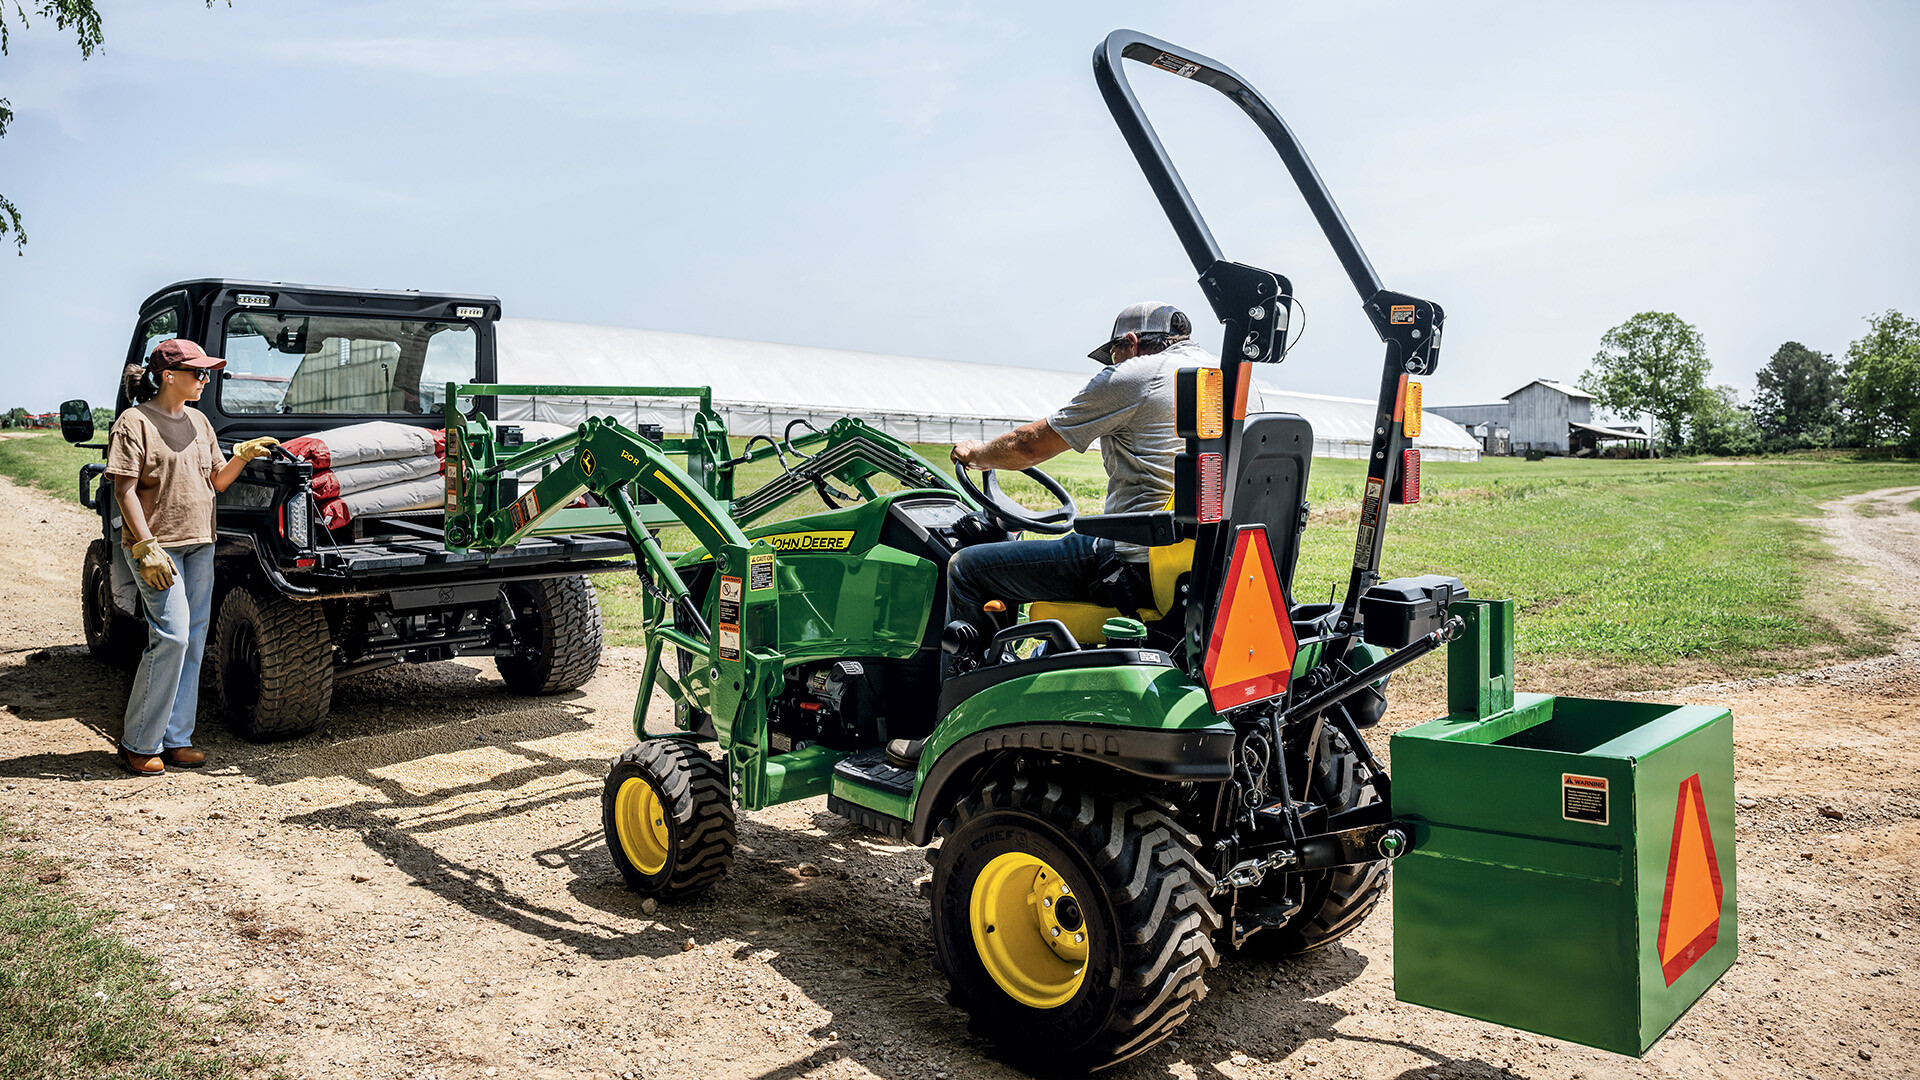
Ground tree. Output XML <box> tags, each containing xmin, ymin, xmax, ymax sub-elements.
<box><xmin>4</xmin><ymin>406</ymin><xmax>29</xmax><ymax>429</ymax></box>
<box><xmin>0</xmin><ymin>2</ymin><xmax>102</xmax><ymax>253</ymax></box>
<box><xmin>1</xmin><ymin>3</ymin><xmax>224</xmax><ymax>254</ymax></box>
<box><xmin>1842</xmin><ymin>310</ymin><xmax>1920</xmax><ymax>453</ymax></box>
<box><xmin>1752</xmin><ymin>341</ymin><xmax>1839</xmax><ymax>448</ymax></box>
<box><xmin>1578</xmin><ymin>312</ymin><xmax>1712</xmax><ymax>455</ymax></box>
<box><xmin>1688</xmin><ymin>385</ymin><xmax>1761</xmax><ymax>456</ymax></box>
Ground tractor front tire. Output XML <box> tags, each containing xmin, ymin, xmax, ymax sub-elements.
<box><xmin>1232</xmin><ymin>723</ymin><xmax>1391</xmax><ymax>959</ymax></box>
<box><xmin>81</xmin><ymin>539</ymin><xmax>143</xmax><ymax>671</ymax></box>
<box><xmin>603</xmin><ymin>740</ymin><xmax>736</xmax><ymax>899</ymax></box>
<box><xmin>929</xmin><ymin>778</ymin><xmax>1221</xmax><ymax>1073</ymax></box>
<box><xmin>495</xmin><ymin>575</ymin><xmax>602</xmax><ymax>695</ymax></box>
<box><xmin>212</xmin><ymin>586</ymin><xmax>334</xmax><ymax>741</ymax></box>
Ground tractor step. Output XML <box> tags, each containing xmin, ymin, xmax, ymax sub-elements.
<box><xmin>827</xmin><ymin>749</ymin><xmax>916</xmax><ymax>839</ymax></box>
<box><xmin>831</xmin><ymin>747</ymin><xmax>916</xmax><ymax>797</ymax></box>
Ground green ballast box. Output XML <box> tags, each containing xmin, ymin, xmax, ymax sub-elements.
<box><xmin>1390</xmin><ymin>601</ymin><xmax>1737</xmax><ymax>1056</ymax></box>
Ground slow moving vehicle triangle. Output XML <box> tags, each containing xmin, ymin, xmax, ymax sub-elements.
<box><xmin>1203</xmin><ymin>526</ymin><xmax>1297</xmax><ymax>712</ymax></box>
<box><xmin>1657</xmin><ymin>773</ymin><xmax>1724</xmax><ymax>986</ymax></box>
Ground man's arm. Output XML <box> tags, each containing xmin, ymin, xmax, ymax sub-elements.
<box><xmin>951</xmin><ymin>419</ymin><xmax>1070</xmax><ymax>471</ymax></box>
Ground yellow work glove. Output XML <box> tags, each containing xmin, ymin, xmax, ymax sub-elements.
<box><xmin>128</xmin><ymin>538</ymin><xmax>177</xmax><ymax>591</ymax></box>
<box><xmin>231</xmin><ymin>437</ymin><xmax>280</xmax><ymax>463</ymax></box>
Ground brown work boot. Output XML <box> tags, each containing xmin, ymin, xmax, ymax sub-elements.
<box><xmin>119</xmin><ymin>746</ymin><xmax>165</xmax><ymax>775</ymax></box>
<box><xmin>162</xmin><ymin>747</ymin><xmax>206</xmax><ymax>768</ymax></box>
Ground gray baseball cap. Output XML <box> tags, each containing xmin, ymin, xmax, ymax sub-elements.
<box><xmin>1088</xmin><ymin>301</ymin><xmax>1184</xmax><ymax>361</ymax></box>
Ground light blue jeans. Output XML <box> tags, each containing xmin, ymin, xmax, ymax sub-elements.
<box><xmin>118</xmin><ymin>542</ymin><xmax>215</xmax><ymax>756</ymax></box>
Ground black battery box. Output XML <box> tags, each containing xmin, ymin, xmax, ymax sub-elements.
<box><xmin>1359</xmin><ymin>574</ymin><xmax>1467</xmax><ymax>648</ymax></box>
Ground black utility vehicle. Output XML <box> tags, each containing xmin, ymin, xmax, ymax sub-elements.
<box><xmin>64</xmin><ymin>280</ymin><xmax>632</xmax><ymax>739</ymax></box>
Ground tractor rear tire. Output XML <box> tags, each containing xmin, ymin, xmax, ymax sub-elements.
<box><xmin>495</xmin><ymin>575</ymin><xmax>602</xmax><ymax>695</ymax></box>
<box><xmin>212</xmin><ymin>586</ymin><xmax>334</xmax><ymax>741</ymax></box>
<box><xmin>81</xmin><ymin>539</ymin><xmax>144</xmax><ymax>671</ymax></box>
<box><xmin>929</xmin><ymin>777</ymin><xmax>1221</xmax><ymax>1072</ymax></box>
<box><xmin>1232</xmin><ymin>723</ymin><xmax>1391</xmax><ymax>958</ymax></box>
<box><xmin>603</xmin><ymin>740</ymin><xmax>736</xmax><ymax>899</ymax></box>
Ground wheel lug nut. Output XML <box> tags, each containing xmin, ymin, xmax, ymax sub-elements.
<box><xmin>1075</xmin><ymin>932</ymin><xmax>1085</xmax><ymax>943</ymax></box>
<box><xmin>1050</xmin><ymin>927</ymin><xmax>1061</xmax><ymax>937</ymax></box>
<box><xmin>1042</xmin><ymin>897</ymin><xmax>1052</xmax><ymax>908</ymax></box>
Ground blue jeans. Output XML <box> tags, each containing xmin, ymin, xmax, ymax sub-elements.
<box><xmin>118</xmin><ymin>542</ymin><xmax>215</xmax><ymax>755</ymax></box>
<box><xmin>946</xmin><ymin>534</ymin><xmax>1146</xmax><ymax>647</ymax></box>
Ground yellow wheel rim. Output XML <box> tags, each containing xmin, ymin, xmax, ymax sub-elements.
<box><xmin>613</xmin><ymin>776</ymin><xmax>672</xmax><ymax>875</ymax></box>
<box><xmin>969</xmin><ymin>851</ymin><xmax>1089</xmax><ymax>1008</ymax></box>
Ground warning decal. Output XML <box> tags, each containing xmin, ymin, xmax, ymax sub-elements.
<box><xmin>1656</xmin><ymin>773</ymin><xmax>1726</xmax><ymax>986</ymax></box>
<box><xmin>716</xmin><ymin>575</ymin><xmax>742</xmax><ymax>661</ymax></box>
<box><xmin>1561</xmin><ymin>773</ymin><xmax>1609</xmax><ymax>824</ymax></box>
<box><xmin>1353</xmin><ymin>477</ymin><xmax>1385</xmax><ymax>568</ymax></box>
<box><xmin>1390</xmin><ymin>304</ymin><xmax>1416</xmax><ymax>325</ymax></box>
<box><xmin>509</xmin><ymin>488</ymin><xmax>541</xmax><ymax>532</ymax></box>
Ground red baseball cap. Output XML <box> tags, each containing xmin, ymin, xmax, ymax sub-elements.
<box><xmin>148</xmin><ymin>338</ymin><xmax>227</xmax><ymax>372</ymax></box>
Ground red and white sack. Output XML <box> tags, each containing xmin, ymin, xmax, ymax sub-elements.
<box><xmin>310</xmin><ymin>455</ymin><xmax>442</xmax><ymax>501</ymax></box>
<box><xmin>284</xmin><ymin>421</ymin><xmax>438</xmax><ymax>470</ymax></box>
<box><xmin>317</xmin><ymin>476</ymin><xmax>445</xmax><ymax>530</ymax></box>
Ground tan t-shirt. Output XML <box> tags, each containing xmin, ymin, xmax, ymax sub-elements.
<box><xmin>104</xmin><ymin>403</ymin><xmax>228</xmax><ymax>547</ymax></box>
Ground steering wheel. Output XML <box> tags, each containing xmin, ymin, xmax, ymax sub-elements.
<box><xmin>953</xmin><ymin>462</ymin><xmax>1078</xmax><ymax>536</ymax></box>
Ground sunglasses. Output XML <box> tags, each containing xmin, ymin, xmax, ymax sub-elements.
<box><xmin>168</xmin><ymin>367</ymin><xmax>213</xmax><ymax>383</ymax></box>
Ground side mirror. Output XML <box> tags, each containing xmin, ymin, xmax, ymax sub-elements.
<box><xmin>60</xmin><ymin>399</ymin><xmax>94</xmax><ymax>444</ymax></box>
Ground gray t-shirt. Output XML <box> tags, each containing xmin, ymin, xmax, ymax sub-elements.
<box><xmin>1047</xmin><ymin>341</ymin><xmax>1242</xmax><ymax>563</ymax></box>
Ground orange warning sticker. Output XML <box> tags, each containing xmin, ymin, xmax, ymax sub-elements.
<box><xmin>1390</xmin><ymin>304</ymin><xmax>1415</xmax><ymax>325</ymax></box>
<box><xmin>1657</xmin><ymin>774</ymin><xmax>1725</xmax><ymax>986</ymax></box>
<box><xmin>1202</xmin><ymin>527</ymin><xmax>1298</xmax><ymax>712</ymax></box>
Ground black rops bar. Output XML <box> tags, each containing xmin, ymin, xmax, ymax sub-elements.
<box><xmin>1091</xmin><ymin>29</ymin><xmax>1446</xmax><ymax>641</ymax></box>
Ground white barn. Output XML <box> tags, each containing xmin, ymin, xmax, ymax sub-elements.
<box><xmin>494</xmin><ymin>319</ymin><xmax>1481</xmax><ymax>462</ymax></box>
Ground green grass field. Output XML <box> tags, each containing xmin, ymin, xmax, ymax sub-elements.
<box><xmin>7</xmin><ymin>430</ymin><xmax>1914</xmax><ymax>683</ymax></box>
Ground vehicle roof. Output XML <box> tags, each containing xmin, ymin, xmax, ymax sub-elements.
<box><xmin>138</xmin><ymin>278</ymin><xmax>502</xmax><ymax>313</ymax></box>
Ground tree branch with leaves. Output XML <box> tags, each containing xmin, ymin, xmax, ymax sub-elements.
<box><xmin>1578</xmin><ymin>312</ymin><xmax>1712</xmax><ymax>455</ymax></box>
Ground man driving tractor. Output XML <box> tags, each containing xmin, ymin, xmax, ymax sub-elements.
<box><xmin>945</xmin><ymin>301</ymin><xmax>1256</xmax><ymax>655</ymax></box>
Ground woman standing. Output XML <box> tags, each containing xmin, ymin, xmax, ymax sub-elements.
<box><xmin>105</xmin><ymin>339</ymin><xmax>277</xmax><ymax>775</ymax></box>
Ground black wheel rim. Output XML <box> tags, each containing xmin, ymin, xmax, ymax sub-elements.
<box><xmin>85</xmin><ymin>558</ymin><xmax>111</xmax><ymax>647</ymax></box>
<box><xmin>227</xmin><ymin>620</ymin><xmax>262</xmax><ymax>717</ymax></box>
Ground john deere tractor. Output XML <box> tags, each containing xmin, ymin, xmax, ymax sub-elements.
<box><xmin>440</xmin><ymin>31</ymin><xmax>1736</xmax><ymax>1072</ymax></box>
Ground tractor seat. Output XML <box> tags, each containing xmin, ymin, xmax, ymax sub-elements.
<box><xmin>1029</xmin><ymin>537</ymin><xmax>1193</xmax><ymax>645</ymax></box>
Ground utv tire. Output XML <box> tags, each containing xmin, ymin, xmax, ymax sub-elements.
<box><xmin>495</xmin><ymin>575</ymin><xmax>602</xmax><ymax>695</ymax></box>
<box><xmin>81</xmin><ymin>539</ymin><xmax>143</xmax><ymax>671</ymax></box>
<box><xmin>603</xmin><ymin>740</ymin><xmax>736</xmax><ymax>898</ymax></box>
<box><xmin>929</xmin><ymin>778</ymin><xmax>1221</xmax><ymax>1073</ymax></box>
<box><xmin>1232</xmin><ymin>723</ymin><xmax>1391</xmax><ymax>958</ymax></box>
<box><xmin>212</xmin><ymin>586</ymin><xmax>334</xmax><ymax>741</ymax></box>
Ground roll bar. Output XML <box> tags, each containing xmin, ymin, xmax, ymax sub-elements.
<box><xmin>1092</xmin><ymin>29</ymin><xmax>1447</xmax><ymax>637</ymax></box>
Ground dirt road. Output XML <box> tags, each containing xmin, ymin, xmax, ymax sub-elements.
<box><xmin>1</xmin><ymin>474</ymin><xmax>1915</xmax><ymax>1080</ymax></box>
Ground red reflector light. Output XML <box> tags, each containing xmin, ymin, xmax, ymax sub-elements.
<box><xmin>1399</xmin><ymin>448</ymin><xmax>1421</xmax><ymax>504</ymax></box>
<box><xmin>1198</xmin><ymin>452</ymin><xmax>1223</xmax><ymax>522</ymax></box>
<box><xmin>295</xmin><ymin>558</ymin><xmax>316</xmax><ymax>568</ymax></box>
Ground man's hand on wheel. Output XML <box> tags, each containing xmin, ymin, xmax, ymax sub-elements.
<box><xmin>951</xmin><ymin>440</ymin><xmax>986</xmax><ymax>466</ymax></box>
<box><xmin>128</xmin><ymin>538</ymin><xmax>176</xmax><ymax>591</ymax></box>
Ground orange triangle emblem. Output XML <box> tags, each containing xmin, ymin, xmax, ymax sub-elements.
<box><xmin>1656</xmin><ymin>774</ymin><xmax>1725</xmax><ymax>986</ymax></box>
<box><xmin>1203</xmin><ymin>527</ymin><xmax>1298</xmax><ymax>712</ymax></box>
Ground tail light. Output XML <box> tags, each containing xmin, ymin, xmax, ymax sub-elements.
<box><xmin>1197</xmin><ymin>452</ymin><xmax>1224</xmax><ymax>522</ymax></box>
<box><xmin>1394</xmin><ymin>448</ymin><xmax>1422</xmax><ymax>505</ymax></box>
<box><xmin>1404</xmin><ymin>380</ymin><xmax>1423</xmax><ymax>437</ymax></box>
<box><xmin>282</xmin><ymin>494</ymin><xmax>311</xmax><ymax>548</ymax></box>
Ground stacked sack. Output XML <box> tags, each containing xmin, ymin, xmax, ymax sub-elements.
<box><xmin>283</xmin><ymin>421</ymin><xmax>446</xmax><ymax>530</ymax></box>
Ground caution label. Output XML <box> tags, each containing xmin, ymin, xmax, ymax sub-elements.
<box><xmin>1562</xmin><ymin>773</ymin><xmax>1609</xmax><ymax>824</ymax></box>
<box><xmin>748</xmin><ymin>552</ymin><xmax>775</xmax><ymax>590</ymax></box>
<box><xmin>717</xmin><ymin>628</ymin><xmax>741</xmax><ymax>662</ymax></box>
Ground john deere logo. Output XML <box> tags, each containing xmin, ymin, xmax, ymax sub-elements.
<box><xmin>580</xmin><ymin>449</ymin><xmax>596</xmax><ymax>477</ymax></box>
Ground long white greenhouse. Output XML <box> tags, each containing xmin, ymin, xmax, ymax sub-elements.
<box><xmin>494</xmin><ymin>318</ymin><xmax>1480</xmax><ymax>462</ymax></box>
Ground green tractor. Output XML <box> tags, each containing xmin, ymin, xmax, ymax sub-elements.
<box><xmin>438</xmin><ymin>32</ymin><xmax>1731</xmax><ymax>1072</ymax></box>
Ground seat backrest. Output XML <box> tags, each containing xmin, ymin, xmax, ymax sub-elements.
<box><xmin>1231</xmin><ymin>412</ymin><xmax>1314</xmax><ymax>591</ymax></box>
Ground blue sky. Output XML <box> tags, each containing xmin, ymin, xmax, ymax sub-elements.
<box><xmin>1</xmin><ymin>1</ymin><xmax>1915</xmax><ymax>418</ymax></box>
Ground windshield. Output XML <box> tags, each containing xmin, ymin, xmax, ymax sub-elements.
<box><xmin>217</xmin><ymin>311</ymin><xmax>477</xmax><ymax>416</ymax></box>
